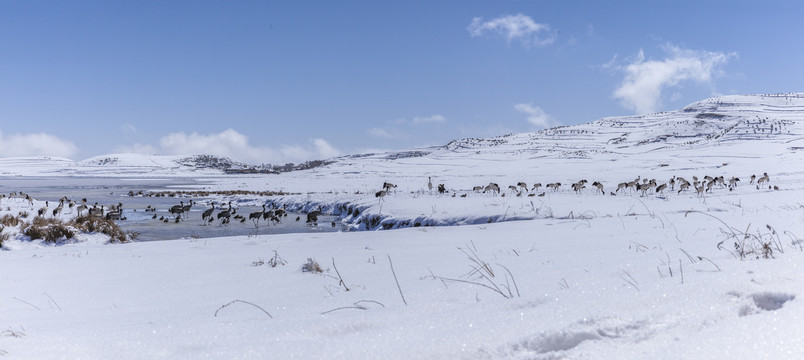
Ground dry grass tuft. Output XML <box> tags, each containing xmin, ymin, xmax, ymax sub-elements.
<box><xmin>69</xmin><ymin>215</ymin><xmax>129</xmax><ymax>243</ymax></box>
<box><xmin>22</xmin><ymin>216</ymin><xmax>75</xmax><ymax>243</ymax></box>
<box><xmin>0</xmin><ymin>214</ymin><xmax>20</xmax><ymax>227</ymax></box>
<box><xmin>302</xmin><ymin>258</ymin><xmax>323</xmax><ymax>273</ymax></box>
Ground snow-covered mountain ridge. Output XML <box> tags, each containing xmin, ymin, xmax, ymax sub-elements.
<box><xmin>441</xmin><ymin>93</ymin><xmax>804</xmax><ymax>159</ymax></box>
<box><xmin>1</xmin><ymin>93</ymin><xmax>802</xmax><ymax>177</ymax></box>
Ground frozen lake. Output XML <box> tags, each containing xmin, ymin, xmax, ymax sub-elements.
<box><xmin>0</xmin><ymin>176</ymin><xmax>346</xmax><ymax>241</ymax></box>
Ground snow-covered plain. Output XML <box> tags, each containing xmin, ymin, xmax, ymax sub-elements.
<box><xmin>2</xmin><ymin>94</ymin><xmax>804</xmax><ymax>359</ymax></box>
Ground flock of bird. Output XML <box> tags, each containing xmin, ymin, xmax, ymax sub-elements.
<box><xmin>1</xmin><ymin>171</ymin><xmax>775</xmax><ymax>233</ymax></box>
<box><xmin>376</xmin><ymin>172</ymin><xmax>775</xmax><ymax>200</ymax></box>
<box><xmin>143</xmin><ymin>200</ymin><xmax>293</xmax><ymax>227</ymax></box>
<box><xmin>0</xmin><ymin>193</ymin><xmax>126</xmax><ymax>222</ymax></box>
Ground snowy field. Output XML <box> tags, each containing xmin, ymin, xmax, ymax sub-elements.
<box><xmin>2</xmin><ymin>94</ymin><xmax>804</xmax><ymax>359</ymax></box>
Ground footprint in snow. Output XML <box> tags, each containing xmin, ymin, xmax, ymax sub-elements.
<box><xmin>738</xmin><ymin>291</ymin><xmax>795</xmax><ymax>316</ymax></box>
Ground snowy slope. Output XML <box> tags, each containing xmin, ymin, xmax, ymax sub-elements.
<box><xmin>1</xmin><ymin>93</ymin><xmax>804</xmax><ymax>359</ymax></box>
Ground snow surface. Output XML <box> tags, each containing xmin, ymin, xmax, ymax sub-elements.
<box><xmin>2</xmin><ymin>94</ymin><xmax>804</xmax><ymax>359</ymax></box>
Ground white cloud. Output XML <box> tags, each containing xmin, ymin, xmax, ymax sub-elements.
<box><xmin>514</xmin><ymin>103</ymin><xmax>555</xmax><ymax>128</ymax></box>
<box><xmin>313</xmin><ymin>138</ymin><xmax>340</xmax><ymax>159</ymax></box>
<box><xmin>468</xmin><ymin>13</ymin><xmax>555</xmax><ymax>47</ymax></box>
<box><xmin>0</xmin><ymin>130</ymin><xmax>78</xmax><ymax>158</ymax></box>
<box><xmin>122</xmin><ymin>123</ymin><xmax>137</xmax><ymax>134</ymax></box>
<box><xmin>395</xmin><ymin>114</ymin><xmax>447</xmax><ymax>125</ymax></box>
<box><xmin>368</xmin><ymin>128</ymin><xmax>393</xmax><ymax>138</ymax></box>
<box><xmin>116</xmin><ymin>129</ymin><xmax>340</xmax><ymax>165</ymax></box>
<box><xmin>412</xmin><ymin>114</ymin><xmax>446</xmax><ymax>124</ymax></box>
<box><xmin>611</xmin><ymin>44</ymin><xmax>737</xmax><ymax>114</ymax></box>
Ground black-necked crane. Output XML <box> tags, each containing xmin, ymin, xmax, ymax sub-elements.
<box><xmin>217</xmin><ymin>202</ymin><xmax>233</xmax><ymax>225</ymax></box>
<box><xmin>306</xmin><ymin>206</ymin><xmax>322</xmax><ymax>226</ymax></box>
<box><xmin>249</xmin><ymin>204</ymin><xmax>266</xmax><ymax>227</ymax></box>
<box><xmin>201</xmin><ymin>203</ymin><xmax>215</xmax><ymax>224</ymax></box>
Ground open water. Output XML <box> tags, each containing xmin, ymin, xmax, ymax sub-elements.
<box><xmin>0</xmin><ymin>177</ymin><xmax>345</xmax><ymax>241</ymax></box>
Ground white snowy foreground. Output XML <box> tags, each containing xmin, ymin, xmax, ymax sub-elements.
<box><xmin>2</xmin><ymin>94</ymin><xmax>804</xmax><ymax>359</ymax></box>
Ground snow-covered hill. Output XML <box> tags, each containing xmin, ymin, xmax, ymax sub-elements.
<box><xmin>2</xmin><ymin>93</ymin><xmax>804</xmax><ymax>359</ymax></box>
<box><xmin>2</xmin><ymin>93</ymin><xmax>803</xmax><ymax>178</ymax></box>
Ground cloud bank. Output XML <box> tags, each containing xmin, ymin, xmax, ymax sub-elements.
<box><xmin>468</xmin><ymin>13</ymin><xmax>555</xmax><ymax>47</ymax></box>
<box><xmin>0</xmin><ymin>131</ymin><xmax>78</xmax><ymax>158</ymax></box>
<box><xmin>610</xmin><ymin>44</ymin><xmax>737</xmax><ymax>114</ymax></box>
<box><xmin>117</xmin><ymin>129</ymin><xmax>340</xmax><ymax>165</ymax></box>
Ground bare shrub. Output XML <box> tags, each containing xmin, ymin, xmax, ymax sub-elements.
<box><xmin>269</xmin><ymin>250</ymin><xmax>288</xmax><ymax>267</ymax></box>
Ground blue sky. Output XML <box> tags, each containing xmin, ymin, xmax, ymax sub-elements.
<box><xmin>1</xmin><ymin>1</ymin><xmax>802</xmax><ymax>164</ymax></box>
